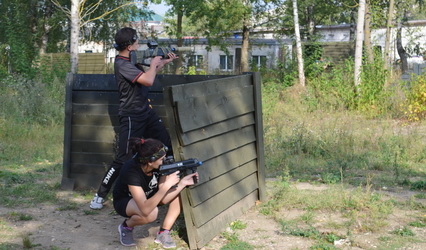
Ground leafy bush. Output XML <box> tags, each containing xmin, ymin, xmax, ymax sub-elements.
<box><xmin>401</xmin><ymin>74</ymin><xmax>426</xmax><ymax>122</ymax></box>
<box><xmin>0</xmin><ymin>74</ymin><xmax>64</xmax><ymax>125</ymax></box>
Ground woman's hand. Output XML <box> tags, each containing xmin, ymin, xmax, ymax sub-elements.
<box><xmin>179</xmin><ymin>172</ymin><xmax>199</xmax><ymax>187</ymax></box>
<box><xmin>159</xmin><ymin>171</ymin><xmax>180</xmax><ymax>190</ymax></box>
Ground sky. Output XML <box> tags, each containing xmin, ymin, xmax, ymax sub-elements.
<box><xmin>148</xmin><ymin>3</ymin><xmax>170</xmax><ymax>16</ymax></box>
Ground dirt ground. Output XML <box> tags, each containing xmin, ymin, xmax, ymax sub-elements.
<box><xmin>1</xmin><ymin>181</ymin><xmax>425</xmax><ymax>250</ymax></box>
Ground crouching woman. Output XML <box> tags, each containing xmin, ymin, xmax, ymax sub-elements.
<box><xmin>113</xmin><ymin>137</ymin><xmax>198</xmax><ymax>248</ymax></box>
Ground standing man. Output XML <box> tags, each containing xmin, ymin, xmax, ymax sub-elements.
<box><xmin>90</xmin><ymin>27</ymin><xmax>177</xmax><ymax>209</ymax></box>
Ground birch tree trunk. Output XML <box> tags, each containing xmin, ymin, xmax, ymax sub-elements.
<box><xmin>384</xmin><ymin>0</ymin><xmax>395</xmax><ymax>70</ymax></box>
<box><xmin>354</xmin><ymin>0</ymin><xmax>366</xmax><ymax>87</ymax></box>
<box><xmin>364</xmin><ymin>1</ymin><xmax>374</xmax><ymax>64</ymax></box>
<box><xmin>292</xmin><ymin>0</ymin><xmax>305</xmax><ymax>87</ymax></box>
<box><xmin>70</xmin><ymin>0</ymin><xmax>79</xmax><ymax>74</ymax></box>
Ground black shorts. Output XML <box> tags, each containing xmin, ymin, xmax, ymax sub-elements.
<box><xmin>113</xmin><ymin>197</ymin><xmax>132</xmax><ymax>217</ymax></box>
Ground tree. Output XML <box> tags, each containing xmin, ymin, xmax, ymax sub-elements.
<box><xmin>0</xmin><ymin>0</ymin><xmax>69</xmax><ymax>75</ymax></box>
<box><xmin>165</xmin><ymin>0</ymin><xmax>262</xmax><ymax>74</ymax></box>
<box><xmin>393</xmin><ymin>0</ymin><xmax>425</xmax><ymax>73</ymax></box>
<box><xmin>292</xmin><ymin>0</ymin><xmax>305</xmax><ymax>86</ymax></box>
<box><xmin>52</xmin><ymin>0</ymin><xmax>146</xmax><ymax>73</ymax></box>
<box><xmin>364</xmin><ymin>1</ymin><xmax>374</xmax><ymax>64</ymax></box>
<box><xmin>384</xmin><ymin>0</ymin><xmax>395</xmax><ymax>70</ymax></box>
<box><xmin>354</xmin><ymin>0</ymin><xmax>366</xmax><ymax>87</ymax></box>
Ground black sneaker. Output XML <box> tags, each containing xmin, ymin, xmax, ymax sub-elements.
<box><xmin>118</xmin><ymin>224</ymin><xmax>136</xmax><ymax>246</ymax></box>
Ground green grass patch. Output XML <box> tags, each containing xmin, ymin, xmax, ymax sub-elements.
<box><xmin>0</xmin><ymin>161</ymin><xmax>62</xmax><ymax>207</ymax></box>
<box><xmin>220</xmin><ymin>231</ymin><xmax>254</xmax><ymax>250</ymax></box>
<box><xmin>230</xmin><ymin>220</ymin><xmax>247</xmax><ymax>230</ymax></box>
<box><xmin>392</xmin><ymin>226</ymin><xmax>415</xmax><ymax>237</ymax></box>
<box><xmin>408</xmin><ymin>220</ymin><xmax>426</xmax><ymax>228</ymax></box>
<box><xmin>7</xmin><ymin>212</ymin><xmax>32</xmax><ymax>221</ymax></box>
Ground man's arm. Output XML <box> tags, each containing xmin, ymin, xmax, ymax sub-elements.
<box><xmin>135</xmin><ymin>53</ymin><xmax>177</xmax><ymax>87</ymax></box>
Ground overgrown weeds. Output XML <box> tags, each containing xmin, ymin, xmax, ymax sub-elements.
<box><xmin>262</xmin><ymin>77</ymin><xmax>426</xmax><ymax>189</ymax></box>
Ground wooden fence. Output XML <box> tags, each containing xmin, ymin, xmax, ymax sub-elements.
<box><xmin>61</xmin><ymin>73</ymin><xmax>265</xmax><ymax>249</ymax></box>
<box><xmin>41</xmin><ymin>53</ymin><xmax>107</xmax><ymax>74</ymax></box>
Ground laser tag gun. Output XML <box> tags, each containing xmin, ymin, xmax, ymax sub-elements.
<box><xmin>159</xmin><ymin>158</ymin><xmax>202</xmax><ymax>184</ymax></box>
<box><xmin>130</xmin><ymin>40</ymin><xmax>191</xmax><ymax>67</ymax></box>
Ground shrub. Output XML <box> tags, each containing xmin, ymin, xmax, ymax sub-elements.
<box><xmin>401</xmin><ymin>74</ymin><xmax>426</xmax><ymax>122</ymax></box>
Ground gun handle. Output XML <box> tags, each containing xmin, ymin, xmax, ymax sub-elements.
<box><xmin>192</xmin><ymin>169</ymin><xmax>198</xmax><ymax>185</ymax></box>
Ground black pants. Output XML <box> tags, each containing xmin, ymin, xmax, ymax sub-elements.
<box><xmin>96</xmin><ymin>110</ymin><xmax>172</xmax><ymax>198</ymax></box>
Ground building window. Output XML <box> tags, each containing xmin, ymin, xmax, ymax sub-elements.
<box><xmin>188</xmin><ymin>55</ymin><xmax>204</xmax><ymax>69</ymax></box>
<box><xmin>251</xmin><ymin>55</ymin><xmax>267</xmax><ymax>70</ymax></box>
<box><xmin>220</xmin><ymin>55</ymin><xmax>234</xmax><ymax>70</ymax></box>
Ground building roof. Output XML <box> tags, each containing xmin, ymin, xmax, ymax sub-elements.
<box><xmin>128</xmin><ymin>10</ymin><xmax>163</xmax><ymax>22</ymax></box>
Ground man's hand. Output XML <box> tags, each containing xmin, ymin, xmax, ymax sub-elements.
<box><xmin>155</xmin><ymin>53</ymin><xmax>178</xmax><ymax>72</ymax></box>
<box><xmin>149</xmin><ymin>56</ymin><xmax>163</xmax><ymax>69</ymax></box>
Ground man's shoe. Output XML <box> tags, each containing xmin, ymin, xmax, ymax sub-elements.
<box><xmin>89</xmin><ymin>194</ymin><xmax>104</xmax><ymax>209</ymax></box>
<box><xmin>118</xmin><ymin>224</ymin><xmax>136</xmax><ymax>246</ymax></box>
<box><xmin>154</xmin><ymin>230</ymin><xmax>176</xmax><ymax>249</ymax></box>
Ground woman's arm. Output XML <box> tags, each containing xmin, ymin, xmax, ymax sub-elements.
<box><xmin>129</xmin><ymin>172</ymin><xmax>181</xmax><ymax>216</ymax></box>
<box><xmin>160</xmin><ymin>172</ymin><xmax>198</xmax><ymax>204</ymax></box>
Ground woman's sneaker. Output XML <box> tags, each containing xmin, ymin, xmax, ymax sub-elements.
<box><xmin>118</xmin><ymin>224</ymin><xmax>136</xmax><ymax>246</ymax></box>
<box><xmin>154</xmin><ymin>230</ymin><xmax>176</xmax><ymax>248</ymax></box>
<box><xmin>89</xmin><ymin>194</ymin><xmax>104</xmax><ymax>209</ymax></box>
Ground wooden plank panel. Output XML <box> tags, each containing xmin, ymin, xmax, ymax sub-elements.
<box><xmin>170</xmin><ymin>74</ymin><xmax>252</xmax><ymax>103</ymax></box>
<box><xmin>73</xmin><ymin>74</ymin><xmax>116</xmax><ymax>90</ymax></box>
<box><xmin>194</xmin><ymin>191</ymin><xmax>258</xmax><ymax>247</ymax></box>
<box><xmin>181</xmin><ymin>125</ymin><xmax>256</xmax><ymax>161</ymax></box>
<box><xmin>73</xmin><ymin>91</ymin><xmax>119</xmax><ymax>104</ymax></box>
<box><xmin>196</xmin><ymin>143</ymin><xmax>257</xmax><ymax>184</ymax></box>
<box><xmin>70</xmin><ymin>163</ymin><xmax>108</xmax><ymax>175</ymax></box>
<box><xmin>72</xmin><ymin>104</ymin><xmax>119</xmax><ymax>115</ymax></box>
<box><xmin>72</xmin><ymin>114</ymin><xmax>119</xmax><ymax>127</ymax></box>
<box><xmin>176</xmin><ymin>86</ymin><xmax>254</xmax><ymax>132</ymax></box>
<box><xmin>71</xmin><ymin>125</ymin><xmax>116</xmax><ymax>142</ymax></box>
<box><xmin>190</xmin><ymin>173</ymin><xmax>258</xmax><ymax>228</ymax></box>
<box><xmin>71</xmin><ymin>152</ymin><xmax>114</xmax><ymax>164</ymax></box>
<box><xmin>179</xmin><ymin>113</ymin><xmax>254</xmax><ymax>146</ymax></box>
<box><xmin>153</xmin><ymin>75</ymin><xmax>230</xmax><ymax>92</ymax></box>
<box><xmin>70</xmin><ymin>173</ymin><xmax>106</xmax><ymax>190</ymax></box>
<box><xmin>189</xmin><ymin>160</ymin><xmax>257</xmax><ymax>206</ymax></box>
<box><xmin>71</xmin><ymin>140</ymin><xmax>116</xmax><ymax>153</ymax></box>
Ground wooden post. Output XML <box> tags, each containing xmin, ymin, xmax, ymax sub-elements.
<box><xmin>61</xmin><ymin>73</ymin><xmax>75</xmax><ymax>190</ymax></box>
<box><xmin>252</xmin><ymin>72</ymin><xmax>266</xmax><ymax>202</ymax></box>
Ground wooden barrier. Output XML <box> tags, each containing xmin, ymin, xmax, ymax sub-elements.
<box><xmin>61</xmin><ymin>73</ymin><xmax>265</xmax><ymax>249</ymax></box>
<box><xmin>41</xmin><ymin>53</ymin><xmax>107</xmax><ymax>74</ymax></box>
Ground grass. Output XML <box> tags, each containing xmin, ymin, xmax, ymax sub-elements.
<box><xmin>262</xmin><ymin>83</ymin><xmax>426</xmax><ymax>190</ymax></box>
<box><xmin>0</xmin><ymin>71</ymin><xmax>425</xmax><ymax>249</ymax></box>
<box><xmin>0</xmin><ymin>161</ymin><xmax>62</xmax><ymax>207</ymax></box>
<box><xmin>212</xmin><ymin>220</ymin><xmax>253</xmax><ymax>249</ymax></box>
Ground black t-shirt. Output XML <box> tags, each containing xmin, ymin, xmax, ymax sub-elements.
<box><xmin>113</xmin><ymin>159</ymin><xmax>159</xmax><ymax>201</ymax></box>
<box><xmin>114</xmin><ymin>55</ymin><xmax>151</xmax><ymax>116</ymax></box>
